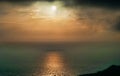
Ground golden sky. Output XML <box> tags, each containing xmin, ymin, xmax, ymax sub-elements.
<box><xmin>0</xmin><ymin>1</ymin><xmax>120</xmax><ymax>42</ymax></box>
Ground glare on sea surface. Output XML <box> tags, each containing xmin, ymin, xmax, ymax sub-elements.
<box><xmin>33</xmin><ymin>52</ymin><xmax>74</xmax><ymax>76</ymax></box>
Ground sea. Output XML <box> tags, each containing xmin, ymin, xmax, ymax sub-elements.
<box><xmin>0</xmin><ymin>42</ymin><xmax>120</xmax><ymax>76</ymax></box>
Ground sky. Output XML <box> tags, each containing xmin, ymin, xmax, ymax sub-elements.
<box><xmin>0</xmin><ymin>0</ymin><xmax>120</xmax><ymax>42</ymax></box>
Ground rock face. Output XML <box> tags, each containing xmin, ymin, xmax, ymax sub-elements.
<box><xmin>80</xmin><ymin>65</ymin><xmax>120</xmax><ymax>76</ymax></box>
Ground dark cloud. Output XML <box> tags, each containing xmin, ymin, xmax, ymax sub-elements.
<box><xmin>64</xmin><ymin>0</ymin><xmax>120</xmax><ymax>9</ymax></box>
<box><xmin>0</xmin><ymin>0</ymin><xmax>120</xmax><ymax>9</ymax></box>
<box><xmin>0</xmin><ymin>0</ymin><xmax>55</xmax><ymax>6</ymax></box>
<box><xmin>0</xmin><ymin>0</ymin><xmax>55</xmax><ymax>1</ymax></box>
<box><xmin>114</xmin><ymin>21</ymin><xmax>120</xmax><ymax>31</ymax></box>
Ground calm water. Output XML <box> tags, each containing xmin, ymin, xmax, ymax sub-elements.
<box><xmin>0</xmin><ymin>42</ymin><xmax>120</xmax><ymax>76</ymax></box>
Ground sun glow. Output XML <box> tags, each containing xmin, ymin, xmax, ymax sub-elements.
<box><xmin>51</xmin><ymin>5</ymin><xmax>57</xmax><ymax>11</ymax></box>
<box><xmin>48</xmin><ymin>5</ymin><xmax>57</xmax><ymax>17</ymax></box>
<box><xmin>31</xmin><ymin>1</ymin><xmax>72</xmax><ymax>19</ymax></box>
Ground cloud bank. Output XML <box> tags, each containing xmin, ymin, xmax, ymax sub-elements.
<box><xmin>0</xmin><ymin>0</ymin><xmax>120</xmax><ymax>42</ymax></box>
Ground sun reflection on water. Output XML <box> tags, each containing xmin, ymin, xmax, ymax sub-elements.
<box><xmin>33</xmin><ymin>51</ymin><xmax>74</xmax><ymax>76</ymax></box>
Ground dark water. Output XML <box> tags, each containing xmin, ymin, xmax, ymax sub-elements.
<box><xmin>0</xmin><ymin>42</ymin><xmax>120</xmax><ymax>76</ymax></box>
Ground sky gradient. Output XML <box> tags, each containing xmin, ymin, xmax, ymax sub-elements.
<box><xmin>0</xmin><ymin>0</ymin><xmax>120</xmax><ymax>42</ymax></box>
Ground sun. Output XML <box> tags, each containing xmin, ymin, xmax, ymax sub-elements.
<box><xmin>51</xmin><ymin>5</ymin><xmax>57</xmax><ymax>11</ymax></box>
<box><xmin>33</xmin><ymin>4</ymin><xmax>70</xmax><ymax>19</ymax></box>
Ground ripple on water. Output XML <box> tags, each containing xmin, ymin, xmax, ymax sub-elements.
<box><xmin>32</xmin><ymin>51</ymin><xmax>75</xmax><ymax>76</ymax></box>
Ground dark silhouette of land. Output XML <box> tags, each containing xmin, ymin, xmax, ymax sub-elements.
<box><xmin>79</xmin><ymin>65</ymin><xmax>120</xmax><ymax>76</ymax></box>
